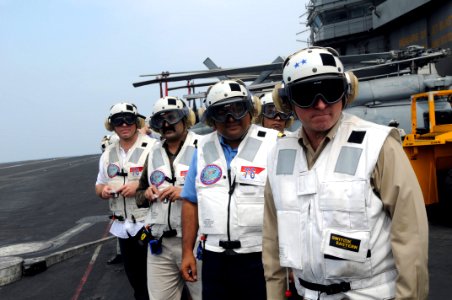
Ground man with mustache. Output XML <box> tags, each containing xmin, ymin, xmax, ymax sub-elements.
<box><xmin>136</xmin><ymin>96</ymin><xmax>201</xmax><ymax>300</ymax></box>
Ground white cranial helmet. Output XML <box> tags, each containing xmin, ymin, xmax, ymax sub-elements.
<box><xmin>202</xmin><ymin>80</ymin><xmax>255</xmax><ymax>126</ymax></box>
<box><xmin>259</xmin><ymin>92</ymin><xmax>274</xmax><ymax>106</ymax></box>
<box><xmin>205</xmin><ymin>80</ymin><xmax>251</xmax><ymax>108</ymax></box>
<box><xmin>151</xmin><ymin>96</ymin><xmax>187</xmax><ymax>116</ymax></box>
<box><xmin>282</xmin><ymin>47</ymin><xmax>344</xmax><ymax>84</ymax></box>
<box><xmin>105</xmin><ymin>102</ymin><xmax>145</xmax><ymax>131</ymax></box>
<box><xmin>109</xmin><ymin>102</ymin><xmax>140</xmax><ymax>117</ymax></box>
<box><xmin>150</xmin><ymin>96</ymin><xmax>196</xmax><ymax>129</ymax></box>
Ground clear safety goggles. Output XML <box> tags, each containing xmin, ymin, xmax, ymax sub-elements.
<box><xmin>110</xmin><ymin>113</ymin><xmax>137</xmax><ymax>127</ymax></box>
<box><xmin>208</xmin><ymin>101</ymin><xmax>251</xmax><ymax>123</ymax></box>
<box><xmin>286</xmin><ymin>76</ymin><xmax>347</xmax><ymax>108</ymax></box>
<box><xmin>262</xmin><ymin>103</ymin><xmax>292</xmax><ymax>120</ymax></box>
<box><xmin>150</xmin><ymin>110</ymin><xmax>185</xmax><ymax>129</ymax></box>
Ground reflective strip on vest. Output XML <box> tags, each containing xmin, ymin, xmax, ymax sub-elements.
<box><xmin>129</xmin><ymin>148</ymin><xmax>144</xmax><ymax>164</ymax></box>
<box><xmin>334</xmin><ymin>146</ymin><xmax>363</xmax><ymax>175</ymax></box>
<box><xmin>109</xmin><ymin>149</ymin><xmax>119</xmax><ymax>163</ymax></box>
<box><xmin>276</xmin><ymin>149</ymin><xmax>297</xmax><ymax>175</ymax></box>
<box><xmin>238</xmin><ymin>137</ymin><xmax>262</xmax><ymax>162</ymax></box>
<box><xmin>152</xmin><ymin>148</ymin><xmax>165</xmax><ymax>169</ymax></box>
<box><xmin>203</xmin><ymin>141</ymin><xmax>219</xmax><ymax>164</ymax></box>
<box><xmin>180</xmin><ymin>145</ymin><xmax>195</xmax><ymax>166</ymax></box>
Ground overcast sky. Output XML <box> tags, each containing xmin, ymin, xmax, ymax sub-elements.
<box><xmin>0</xmin><ymin>0</ymin><xmax>310</xmax><ymax>163</ymax></box>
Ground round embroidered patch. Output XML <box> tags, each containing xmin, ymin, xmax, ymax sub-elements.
<box><xmin>150</xmin><ymin>170</ymin><xmax>166</xmax><ymax>187</ymax></box>
<box><xmin>107</xmin><ymin>163</ymin><xmax>120</xmax><ymax>178</ymax></box>
<box><xmin>200</xmin><ymin>164</ymin><xmax>222</xmax><ymax>185</ymax></box>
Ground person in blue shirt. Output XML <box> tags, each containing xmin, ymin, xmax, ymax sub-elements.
<box><xmin>180</xmin><ymin>79</ymin><xmax>279</xmax><ymax>300</ymax></box>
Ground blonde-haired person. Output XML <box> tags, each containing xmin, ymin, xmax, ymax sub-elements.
<box><xmin>135</xmin><ymin>96</ymin><xmax>202</xmax><ymax>300</ymax></box>
<box><xmin>263</xmin><ymin>47</ymin><xmax>428</xmax><ymax>300</ymax></box>
<box><xmin>255</xmin><ymin>91</ymin><xmax>294</xmax><ymax>135</ymax></box>
<box><xmin>95</xmin><ymin>102</ymin><xmax>156</xmax><ymax>300</ymax></box>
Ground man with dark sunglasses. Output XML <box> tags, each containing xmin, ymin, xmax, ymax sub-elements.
<box><xmin>256</xmin><ymin>91</ymin><xmax>294</xmax><ymax>134</ymax></box>
<box><xmin>95</xmin><ymin>102</ymin><xmax>156</xmax><ymax>300</ymax></box>
<box><xmin>135</xmin><ymin>96</ymin><xmax>201</xmax><ymax>300</ymax></box>
<box><xmin>263</xmin><ymin>47</ymin><xmax>428</xmax><ymax>300</ymax></box>
<box><xmin>180</xmin><ymin>80</ymin><xmax>279</xmax><ymax>300</ymax></box>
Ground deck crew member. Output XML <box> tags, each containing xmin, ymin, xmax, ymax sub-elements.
<box><xmin>255</xmin><ymin>91</ymin><xmax>294</xmax><ymax>135</ymax></box>
<box><xmin>180</xmin><ymin>79</ymin><xmax>279</xmax><ymax>300</ymax></box>
<box><xmin>136</xmin><ymin>96</ymin><xmax>202</xmax><ymax>300</ymax></box>
<box><xmin>95</xmin><ymin>102</ymin><xmax>155</xmax><ymax>300</ymax></box>
<box><xmin>263</xmin><ymin>47</ymin><xmax>429</xmax><ymax>300</ymax></box>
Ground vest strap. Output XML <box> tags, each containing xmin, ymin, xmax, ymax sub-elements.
<box><xmin>298</xmin><ymin>269</ymin><xmax>397</xmax><ymax>295</ymax></box>
<box><xmin>298</xmin><ymin>278</ymin><xmax>350</xmax><ymax>295</ymax></box>
<box><xmin>109</xmin><ymin>214</ymin><xmax>125</xmax><ymax>221</ymax></box>
<box><xmin>219</xmin><ymin>240</ymin><xmax>241</xmax><ymax>249</ymax></box>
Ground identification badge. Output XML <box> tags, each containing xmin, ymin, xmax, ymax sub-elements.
<box><xmin>150</xmin><ymin>170</ymin><xmax>166</xmax><ymax>187</ymax></box>
<box><xmin>200</xmin><ymin>164</ymin><xmax>222</xmax><ymax>185</ymax></box>
<box><xmin>107</xmin><ymin>163</ymin><xmax>120</xmax><ymax>178</ymax></box>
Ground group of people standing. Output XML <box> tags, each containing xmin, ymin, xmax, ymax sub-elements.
<box><xmin>95</xmin><ymin>47</ymin><xmax>429</xmax><ymax>300</ymax></box>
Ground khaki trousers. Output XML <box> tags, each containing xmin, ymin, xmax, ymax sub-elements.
<box><xmin>147</xmin><ymin>236</ymin><xmax>202</xmax><ymax>300</ymax></box>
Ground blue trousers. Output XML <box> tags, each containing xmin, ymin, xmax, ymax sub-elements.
<box><xmin>202</xmin><ymin>249</ymin><xmax>266</xmax><ymax>300</ymax></box>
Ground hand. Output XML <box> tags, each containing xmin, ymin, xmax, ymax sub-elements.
<box><xmin>181</xmin><ymin>253</ymin><xmax>197</xmax><ymax>282</ymax></box>
<box><xmin>144</xmin><ymin>185</ymin><xmax>159</xmax><ymax>202</ymax></box>
<box><xmin>158</xmin><ymin>186</ymin><xmax>182</xmax><ymax>202</ymax></box>
<box><xmin>117</xmin><ymin>181</ymin><xmax>139</xmax><ymax>198</ymax></box>
<box><xmin>101</xmin><ymin>186</ymin><xmax>114</xmax><ymax>199</ymax></box>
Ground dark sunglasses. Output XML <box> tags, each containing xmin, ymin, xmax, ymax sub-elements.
<box><xmin>110</xmin><ymin>114</ymin><xmax>137</xmax><ymax>127</ymax></box>
<box><xmin>150</xmin><ymin>110</ymin><xmax>185</xmax><ymax>129</ymax></box>
<box><xmin>262</xmin><ymin>104</ymin><xmax>292</xmax><ymax>120</ymax></box>
<box><xmin>286</xmin><ymin>76</ymin><xmax>347</xmax><ymax>108</ymax></box>
<box><xmin>209</xmin><ymin>101</ymin><xmax>251</xmax><ymax>123</ymax></box>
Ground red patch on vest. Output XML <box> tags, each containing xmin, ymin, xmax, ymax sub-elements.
<box><xmin>129</xmin><ymin>166</ymin><xmax>143</xmax><ymax>175</ymax></box>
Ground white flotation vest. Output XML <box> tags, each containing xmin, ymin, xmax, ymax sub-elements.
<box><xmin>144</xmin><ymin>131</ymin><xmax>200</xmax><ymax>238</ymax></box>
<box><xmin>268</xmin><ymin>113</ymin><xmax>400</xmax><ymax>295</ymax></box>
<box><xmin>196</xmin><ymin>124</ymin><xmax>278</xmax><ymax>253</ymax></box>
<box><xmin>102</xmin><ymin>133</ymin><xmax>155</xmax><ymax>222</ymax></box>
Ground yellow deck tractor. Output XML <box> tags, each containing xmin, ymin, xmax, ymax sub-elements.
<box><xmin>402</xmin><ymin>90</ymin><xmax>452</xmax><ymax>206</ymax></box>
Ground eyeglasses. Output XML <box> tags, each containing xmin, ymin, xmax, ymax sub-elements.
<box><xmin>262</xmin><ymin>104</ymin><xmax>292</xmax><ymax>120</ymax></box>
<box><xmin>110</xmin><ymin>114</ymin><xmax>137</xmax><ymax>127</ymax></box>
<box><xmin>286</xmin><ymin>76</ymin><xmax>347</xmax><ymax>108</ymax></box>
<box><xmin>150</xmin><ymin>110</ymin><xmax>185</xmax><ymax>129</ymax></box>
<box><xmin>209</xmin><ymin>101</ymin><xmax>251</xmax><ymax>123</ymax></box>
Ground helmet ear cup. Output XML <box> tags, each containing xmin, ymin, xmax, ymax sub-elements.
<box><xmin>137</xmin><ymin>117</ymin><xmax>145</xmax><ymax>129</ymax></box>
<box><xmin>272</xmin><ymin>82</ymin><xmax>292</xmax><ymax>114</ymax></box>
<box><xmin>285</xmin><ymin>117</ymin><xmax>294</xmax><ymax>129</ymax></box>
<box><xmin>185</xmin><ymin>108</ymin><xmax>196</xmax><ymax>128</ymax></box>
<box><xmin>105</xmin><ymin>118</ymin><xmax>114</xmax><ymax>131</ymax></box>
<box><xmin>251</xmin><ymin>95</ymin><xmax>262</xmax><ymax>123</ymax></box>
<box><xmin>345</xmin><ymin>71</ymin><xmax>359</xmax><ymax>105</ymax></box>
